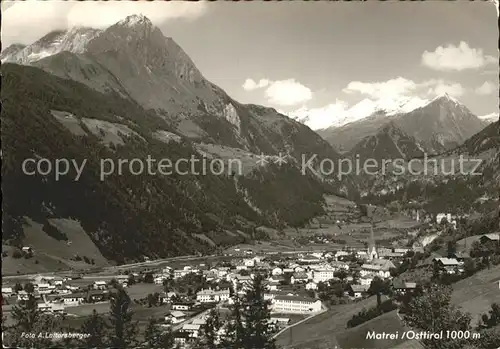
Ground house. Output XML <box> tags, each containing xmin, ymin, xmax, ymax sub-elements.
<box><xmin>172</xmin><ymin>302</ymin><xmax>194</xmax><ymax>311</ymax></box>
<box><xmin>349</xmin><ymin>284</ymin><xmax>370</xmax><ymax>299</ymax></box>
<box><xmin>291</xmin><ymin>272</ymin><xmax>309</xmax><ymax>284</ymax></box>
<box><xmin>37</xmin><ymin>302</ymin><xmax>52</xmax><ymax>313</ymax></box>
<box><xmin>22</xmin><ymin>246</ymin><xmax>33</xmax><ymax>254</ymax></box>
<box><xmin>271</xmin><ymin>295</ymin><xmax>322</xmax><ymax>314</ymax></box>
<box><xmin>305</xmin><ymin>281</ymin><xmax>318</xmax><ymax>290</ymax></box>
<box><xmin>331</xmin><ymin>261</ymin><xmax>350</xmax><ymax>271</ymax></box>
<box><xmin>436</xmin><ymin>213</ymin><xmax>452</xmax><ymax>224</ymax></box>
<box><xmin>87</xmin><ymin>290</ymin><xmax>108</xmax><ymax>303</ymax></box>
<box><xmin>269</xmin><ymin>317</ymin><xmax>290</xmax><ymax>325</ymax></box>
<box><xmin>299</xmin><ymin>255</ymin><xmax>322</xmax><ymax>264</ymax></box>
<box><xmin>433</xmin><ymin>257</ymin><xmax>462</xmax><ymax>274</ymax></box>
<box><xmin>335</xmin><ymin>251</ymin><xmax>351</xmax><ymax>260</ymax></box>
<box><xmin>312</xmin><ymin>269</ymin><xmax>335</xmax><ymax>283</ymax></box>
<box><xmin>271</xmin><ymin>267</ymin><xmax>283</xmax><ymax>276</ymax></box>
<box><xmin>165</xmin><ymin>310</ymin><xmax>186</xmax><ymax>324</ymax></box>
<box><xmin>360</xmin><ymin>259</ymin><xmax>396</xmax><ymax>279</ymax></box>
<box><xmin>17</xmin><ymin>290</ymin><xmax>30</xmax><ymax>301</ymax></box>
<box><xmin>392</xmin><ymin>279</ymin><xmax>418</xmax><ymax>295</ymax></box>
<box><xmin>266</xmin><ymin>280</ymin><xmax>280</xmax><ymax>291</ymax></box>
<box><xmin>57</xmin><ymin>288</ymin><xmax>72</xmax><ymax>295</ymax></box>
<box><xmin>192</xmin><ymin>318</ymin><xmax>207</xmax><ymax>326</ymax></box>
<box><xmin>173</xmin><ymin>331</ymin><xmax>191</xmax><ymax>345</ymax></box>
<box><xmin>294</xmin><ymin>266</ymin><xmax>306</xmax><ymax>273</ymax></box>
<box><xmin>359</xmin><ymin>276</ymin><xmax>373</xmax><ymax>286</ymax></box>
<box><xmin>160</xmin><ymin>291</ymin><xmax>177</xmax><ymax>303</ymax></box>
<box><xmin>62</xmin><ymin>293</ymin><xmax>85</xmax><ymax>306</ymax></box>
<box><xmin>182</xmin><ymin>324</ymin><xmax>201</xmax><ymax>338</ymax></box>
<box><xmin>480</xmin><ymin>234</ymin><xmax>500</xmax><ymax>244</ymax></box>
<box><xmin>93</xmin><ymin>281</ymin><xmax>107</xmax><ymax>290</ymax></box>
<box><xmin>394</xmin><ymin>248</ymin><xmax>409</xmax><ymax>254</ymax></box>
<box><xmin>243</xmin><ymin>258</ymin><xmax>255</xmax><ymax>267</ymax></box>
<box><xmin>196</xmin><ymin>288</ymin><xmax>230</xmax><ymax>303</ymax></box>
<box><xmin>154</xmin><ymin>275</ymin><xmax>168</xmax><ymax>285</ymax></box>
<box><xmin>174</xmin><ymin>269</ymin><xmax>189</xmax><ymax>279</ymax></box>
<box><xmin>1</xmin><ymin>287</ymin><xmax>14</xmax><ymax>297</ymax></box>
<box><xmin>50</xmin><ymin>303</ymin><xmax>66</xmax><ymax>314</ymax></box>
<box><xmin>36</xmin><ymin>283</ymin><xmax>56</xmax><ymax>295</ymax></box>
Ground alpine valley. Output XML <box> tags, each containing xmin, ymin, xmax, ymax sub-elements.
<box><xmin>1</xmin><ymin>14</ymin><xmax>498</xmax><ymax>271</ymax></box>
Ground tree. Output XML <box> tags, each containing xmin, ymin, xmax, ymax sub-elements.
<box><xmin>13</xmin><ymin>282</ymin><xmax>23</xmax><ymax>293</ymax></box>
<box><xmin>200</xmin><ymin>309</ymin><xmax>222</xmax><ymax>349</ymax></box>
<box><xmin>464</xmin><ymin>258</ymin><xmax>477</xmax><ymax>276</ymax></box>
<box><xmin>334</xmin><ymin>269</ymin><xmax>348</xmax><ymax>282</ymax></box>
<box><xmin>80</xmin><ymin>309</ymin><xmax>107</xmax><ymax>347</ymax></box>
<box><xmin>144</xmin><ymin>272</ymin><xmax>154</xmax><ymax>284</ymax></box>
<box><xmin>24</xmin><ymin>282</ymin><xmax>35</xmax><ymax>293</ymax></box>
<box><xmin>478</xmin><ymin>303</ymin><xmax>500</xmax><ymax>329</ymax></box>
<box><xmin>403</xmin><ymin>284</ymin><xmax>471</xmax><ymax>349</ymax></box>
<box><xmin>241</xmin><ymin>274</ymin><xmax>277</xmax><ymax>349</ymax></box>
<box><xmin>368</xmin><ymin>277</ymin><xmax>390</xmax><ymax>308</ymax></box>
<box><xmin>221</xmin><ymin>292</ymin><xmax>245</xmax><ymax>349</ymax></box>
<box><xmin>144</xmin><ymin>318</ymin><xmax>176</xmax><ymax>348</ymax></box>
<box><xmin>6</xmin><ymin>294</ymin><xmax>58</xmax><ymax>347</ymax></box>
<box><xmin>108</xmin><ymin>287</ymin><xmax>137</xmax><ymax>348</ymax></box>
<box><xmin>447</xmin><ymin>240</ymin><xmax>457</xmax><ymax>257</ymax></box>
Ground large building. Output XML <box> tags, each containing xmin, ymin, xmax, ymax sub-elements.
<box><xmin>271</xmin><ymin>295</ymin><xmax>322</xmax><ymax>314</ymax></box>
<box><xmin>196</xmin><ymin>288</ymin><xmax>230</xmax><ymax>303</ymax></box>
<box><xmin>360</xmin><ymin>258</ymin><xmax>396</xmax><ymax>279</ymax></box>
<box><xmin>312</xmin><ymin>269</ymin><xmax>335</xmax><ymax>283</ymax></box>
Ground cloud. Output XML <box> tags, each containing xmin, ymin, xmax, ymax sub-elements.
<box><xmin>424</xmin><ymin>79</ymin><xmax>466</xmax><ymax>97</ymax></box>
<box><xmin>475</xmin><ymin>81</ymin><xmax>497</xmax><ymax>95</ymax></box>
<box><xmin>242</xmin><ymin>79</ymin><xmax>271</xmax><ymax>91</ymax></box>
<box><xmin>343</xmin><ymin>77</ymin><xmax>466</xmax><ymax>99</ymax></box>
<box><xmin>421</xmin><ymin>41</ymin><xmax>497</xmax><ymax>71</ymax></box>
<box><xmin>264</xmin><ymin>79</ymin><xmax>313</xmax><ymax>106</ymax></box>
<box><xmin>243</xmin><ymin>78</ymin><xmax>313</xmax><ymax>106</ymax></box>
<box><xmin>2</xmin><ymin>0</ymin><xmax>208</xmax><ymax>47</ymax></box>
<box><xmin>342</xmin><ymin>77</ymin><xmax>418</xmax><ymax>99</ymax></box>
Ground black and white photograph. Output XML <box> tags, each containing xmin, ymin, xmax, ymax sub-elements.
<box><xmin>1</xmin><ymin>1</ymin><xmax>499</xmax><ymax>348</ymax></box>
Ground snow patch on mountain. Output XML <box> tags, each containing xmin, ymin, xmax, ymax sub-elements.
<box><xmin>478</xmin><ymin>112</ymin><xmax>499</xmax><ymax>124</ymax></box>
<box><xmin>282</xmin><ymin>95</ymin><xmax>429</xmax><ymax>130</ymax></box>
<box><xmin>1</xmin><ymin>27</ymin><xmax>102</xmax><ymax>64</ymax></box>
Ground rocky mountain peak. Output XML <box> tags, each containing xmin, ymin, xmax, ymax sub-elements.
<box><xmin>117</xmin><ymin>14</ymin><xmax>153</xmax><ymax>28</ymax></box>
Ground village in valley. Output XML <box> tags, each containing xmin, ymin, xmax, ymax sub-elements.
<box><xmin>2</xmin><ymin>203</ymin><xmax>500</xmax><ymax>348</ymax></box>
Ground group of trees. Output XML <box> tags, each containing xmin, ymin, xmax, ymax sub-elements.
<box><xmin>346</xmin><ymin>276</ymin><xmax>396</xmax><ymax>328</ymax></box>
<box><xmin>346</xmin><ymin>299</ymin><xmax>397</xmax><ymax>328</ymax></box>
<box><xmin>403</xmin><ymin>284</ymin><xmax>500</xmax><ymax>349</ymax></box>
<box><xmin>201</xmin><ymin>273</ymin><xmax>277</xmax><ymax>349</ymax></box>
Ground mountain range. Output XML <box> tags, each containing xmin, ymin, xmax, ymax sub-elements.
<box><xmin>317</xmin><ymin>94</ymin><xmax>489</xmax><ymax>154</ymax></box>
<box><xmin>1</xmin><ymin>15</ymin><xmax>356</xmax><ymax>264</ymax></box>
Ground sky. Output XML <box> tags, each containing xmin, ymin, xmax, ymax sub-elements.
<box><xmin>3</xmin><ymin>1</ymin><xmax>499</xmax><ymax>129</ymax></box>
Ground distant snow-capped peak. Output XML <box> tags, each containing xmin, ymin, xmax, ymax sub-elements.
<box><xmin>282</xmin><ymin>95</ymin><xmax>429</xmax><ymax>130</ymax></box>
<box><xmin>1</xmin><ymin>27</ymin><xmax>102</xmax><ymax>64</ymax></box>
<box><xmin>478</xmin><ymin>112</ymin><xmax>499</xmax><ymax>123</ymax></box>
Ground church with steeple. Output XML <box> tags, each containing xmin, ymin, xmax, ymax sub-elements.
<box><xmin>367</xmin><ymin>225</ymin><xmax>378</xmax><ymax>260</ymax></box>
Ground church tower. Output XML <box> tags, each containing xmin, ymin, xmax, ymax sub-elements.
<box><xmin>368</xmin><ymin>225</ymin><xmax>378</xmax><ymax>260</ymax></box>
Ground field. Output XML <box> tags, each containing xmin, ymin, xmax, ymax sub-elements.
<box><xmin>2</xmin><ymin>217</ymin><xmax>110</xmax><ymax>276</ymax></box>
<box><xmin>455</xmin><ymin>234</ymin><xmax>483</xmax><ymax>253</ymax></box>
<box><xmin>336</xmin><ymin>310</ymin><xmax>410</xmax><ymax>349</ymax></box>
<box><xmin>451</xmin><ymin>266</ymin><xmax>500</xmax><ymax>323</ymax></box>
<box><xmin>275</xmin><ymin>296</ymin><xmax>385</xmax><ymax>348</ymax></box>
